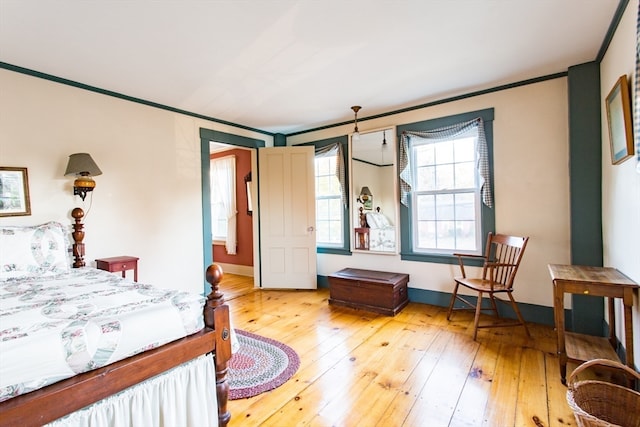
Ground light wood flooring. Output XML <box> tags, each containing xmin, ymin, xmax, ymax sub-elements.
<box><xmin>222</xmin><ymin>274</ymin><xmax>579</xmax><ymax>427</ymax></box>
<box><xmin>220</xmin><ymin>273</ymin><xmax>257</xmax><ymax>301</ymax></box>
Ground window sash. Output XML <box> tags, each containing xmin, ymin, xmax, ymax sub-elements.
<box><xmin>411</xmin><ymin>189</ymin><xmax>481</xmax><ymax>254</ymax></box>
<box><xmin>315</xmin><ymin>154</ymin><xmax>344</xmax><ymax>246</ymax></box>
<box><xmin>410</xmin><ymin>132</ymin><xmax>482</xmax><ymax>253</ymax></box>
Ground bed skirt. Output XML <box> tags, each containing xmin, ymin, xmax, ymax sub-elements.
<box><xmin>46</xmin><ymin>355</ymin><xmax>218</xmax><ymax>427</ymax></box>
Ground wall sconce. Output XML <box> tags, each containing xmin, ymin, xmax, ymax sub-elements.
<box><xmin>351</xmin><ymin>105</ymin><xmax>361</xmax><ymax>141</ymax></box>
<box><xmin>357</xmin><ymin>186</ymin><xmax>372</xmax><ymax>205</ymax></box>
<box><xmin>64</xmin><ymin>153</ymin><xmax>102</xmax><ymax>201</ymax></box>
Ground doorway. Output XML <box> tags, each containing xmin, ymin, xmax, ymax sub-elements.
<box><xmin>210</xmin><ymin>143</ymin><xmax>254</xmax><ymax>281</ymax></box>
<box><xmin>200</xmin><ymin>128</ymin><xmax>265</xmax><ymax>294</ymax></box>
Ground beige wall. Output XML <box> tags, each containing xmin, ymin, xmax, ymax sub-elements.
<box><xmin>0</xmin><ymin>50</ymin><xmax>603</xmax><ymax>315</ymax></box>
<box><xmin>289</xmin><ymin>77</ymin><xmax>571</xmax><ymax>309</ymax></box>
<box><xmin>0</xmin><ymin>69</ymin><xmax>272</xmax><ymax>294</ymax></box>
<box><xmin>599</xmin><ymin>0</ymin><xmax>640</xmax><ymax>367</ymax></box>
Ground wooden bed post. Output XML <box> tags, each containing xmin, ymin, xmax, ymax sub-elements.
<box><xmin>71</xmin><ymin>207</ymin><xmax>85</xmax><ymax>268</ymax></box>
<box><xmin>205</xmin><ymin>264</ymin><xmax>232</xmax><ymax>427</ymax></box>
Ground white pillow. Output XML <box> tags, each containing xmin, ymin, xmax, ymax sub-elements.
<box><xmin>0</xmin><ymin>221</ymin><xmax>72</xmax><ymax>279</ymax></box>
<box><xmin>366</xmin><ymin>212</ymin><xmax>392</xmax><ymax>229</ymax></box>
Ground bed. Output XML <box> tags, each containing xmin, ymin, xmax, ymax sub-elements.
<box><xmin>364</xmin><ymin>207</ymin><xmax>396</xmax><ymax>253</ymax></box>
<box><xmin>0</xmin><ymin>208</ymin><xmax>232</xmax><ymax>427</ymax></box>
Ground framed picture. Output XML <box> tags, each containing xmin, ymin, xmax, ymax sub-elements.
<box><xmin>0</xmin><ymin>167</ymin><xmax>31</xmax><ymax>217</ymax></box>
<box><xmin>605</xmin><ymin>75</ymin><xmax>635</xmax><ymax>165</ymax></box>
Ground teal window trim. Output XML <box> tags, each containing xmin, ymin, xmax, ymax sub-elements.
<box><xmin>397</xmin><ymin>108</ymin><xmax>495</xmax><ymax>266</ymax></box>
<box><xmin>299</xmin><ymin>136</ymin><xmax>351</xmax><ymax>255</ymax></box>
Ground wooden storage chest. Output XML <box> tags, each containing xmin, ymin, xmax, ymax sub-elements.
<box><xmin>328</xmin><ymin>268</ymin><xmax>409</xmax><ymax>316</ymax></box>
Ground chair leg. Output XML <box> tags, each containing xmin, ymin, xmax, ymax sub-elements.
<box><xmin>472</xmin><ymin>291</ymin><xmax>483</xmax><ymax>340</ymax></box>
<box><xmin>489</xmin><ymin>294</ymin><xmax>500</xmax><ymax>318</ymax></box>
<box><xmin>446</xmin><ymin>282</ymin><xmax>460</xmax><ymax>320</ymax></box>
<box><xmin>508</xmin><ymin>292</ymin><xmax>530</xmax><ymax>337</ymax></box>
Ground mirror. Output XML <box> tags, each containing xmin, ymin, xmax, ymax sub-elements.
<box><xmin>351</xmin><ymin>127</ymin><xmax>398</xmax><ymax>253</ymax></box>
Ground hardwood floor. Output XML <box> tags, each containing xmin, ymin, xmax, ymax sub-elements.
<box><xmin>223</xmin><ymin>280</ymin><xmax>578</xmax><ymax>427</ymax></box>
<box><xmin>220</xmin><ymin>273</ymin><xmax>256</xmax><ymax>301</ymax></box>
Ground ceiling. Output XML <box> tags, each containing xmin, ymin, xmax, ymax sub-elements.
<box><xmin>0</xmin><ymin>1</ymin><xmax>620</xmax><ymax>135</ymax></box>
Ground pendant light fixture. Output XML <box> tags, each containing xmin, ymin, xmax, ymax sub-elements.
<box><xmin>351</xmin><ymin>106</ymin><xmax>361</xmax><ymax>141</ymax></box>
<box><xmin>381</xmin><ymin>130</ymin><xmax>388</xmax><ymax>164</ymax></box>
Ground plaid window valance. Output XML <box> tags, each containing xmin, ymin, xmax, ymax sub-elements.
<box><xmin>315</xmin><ymin>142</ymin><xmax>347</xmax><ymax>207</ymax></box>
<box><xmin>399</xmin><ymin>117</ymin><xmax>493</xmax><ymax>208</ymax></box>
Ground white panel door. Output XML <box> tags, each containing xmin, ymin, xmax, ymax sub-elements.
<box><xmin>258</xmin><ymin>146</ymin><xmax>317</xmax><ymax>289</ymax></box>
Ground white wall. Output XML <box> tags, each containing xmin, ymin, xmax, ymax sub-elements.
<box><xmin>0</xmin><ymin>69</ymin><xmax>272</xmax><ymax>294</ymax></box>
<box><xmin>289</xmin><ymin>78</ymin><xmax>571</xmax><ymax>309</ymax></box>
<box><xmin>599</xmin><ymin>0</ymin><xmax>640</xmax><ymax>368</ymax></box>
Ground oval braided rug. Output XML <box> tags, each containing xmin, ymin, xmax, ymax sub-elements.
<box><xmin>228</xmin><ymin>329</ymin><xmax>300</xmax><ymax>400</ymax></box>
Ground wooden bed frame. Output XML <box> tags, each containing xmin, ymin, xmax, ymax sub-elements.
<box><xmin>0</xmin><ymin>208</ymin><xmax>232</xmax><ymax>426</ymax></box>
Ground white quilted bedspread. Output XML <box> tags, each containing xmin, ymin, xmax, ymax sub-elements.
<box><xmin>0</xmin><ymin>267</ymin><xmax>205</xmax><ymax>402</ymax></box>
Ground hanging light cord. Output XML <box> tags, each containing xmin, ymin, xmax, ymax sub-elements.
<box><xmin>351</xmin><ymin>106</ymin><xmax>361</xmax><ymax>133</ymax></box>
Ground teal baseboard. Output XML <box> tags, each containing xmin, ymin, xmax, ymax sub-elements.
<box><xmin>408</xmin><ymin>287</ymin><xmax>556</xmax><ymax>327</ymax></box>
<box><xmin>318</xmin><ymin>275</ymin><xmax>330</xmax><ymax>289</ymax></box>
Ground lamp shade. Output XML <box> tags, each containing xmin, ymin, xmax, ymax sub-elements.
<box><xmin>360</xmin><ymin>186</ymin><xmax>372</xmax><ymax>197</ymax></box>
<box><xmin>64</xmin><ymin>153</ymin><xmax>102</xmax><ymax>177</ymax></box>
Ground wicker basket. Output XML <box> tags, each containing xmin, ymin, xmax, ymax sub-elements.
<box><xmin>567</xmin><ymin>359</ymin><xmax>640</xmax><ymax>427</ymax></box>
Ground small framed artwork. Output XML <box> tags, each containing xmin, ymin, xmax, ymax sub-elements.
<box><xmin>0</xmin><ymin>167</ymin><xmax>31</xmax><ymax>217</ymax></box>
<box><xmin>605</xmin><ymin>75</ymin><xmax>635</xmax><ymax>165</ymax></box>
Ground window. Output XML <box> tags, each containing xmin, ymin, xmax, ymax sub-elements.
<box><xmin>211</xmin><ymin>193</ymin><xmax>228</xmax><ymax>240</ymax></box>
<box><xmin>412</xmin><ymin>134</ymin><xmax>480</xmax><ymax>253</ymax></box>
<box><xmin>305</xmin><ymin>137</ymin><xmax>349</xmax><ymax>254</ymax></box>
<box><xmin>315</xmin><ymin>151</ymin><xmax>343</xmax><ymax>247</ymax></box>
<box><xmin>398</xmin><ymin>109</ymin><xmax>495</xmax><ymax>264</ymax></box>
<box><xmin>210</xmin><ymin>155</ymin><xmax>237</xmax><ymax>254</ymax></box>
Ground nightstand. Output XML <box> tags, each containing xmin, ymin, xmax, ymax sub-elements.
<box><xmin>96</xmin><ymin>256</ymin><xmax>139</xmax><ymax>282</ymax></box>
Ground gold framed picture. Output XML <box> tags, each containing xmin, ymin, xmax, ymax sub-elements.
<box><xmin>0</xmin><ymin>167</ymin><xmax>31</xmax><ymax>217</ymax></box>
<box><xmin>605</xmin><ymin>75</ymin><xmax>635</xmax><ymax>165</ymax></box>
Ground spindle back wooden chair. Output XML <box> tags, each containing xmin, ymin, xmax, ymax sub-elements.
<box><xmin>446</xmin><ymin>232</ymin><xmax>530</xmax><ymax>340</ymax></box>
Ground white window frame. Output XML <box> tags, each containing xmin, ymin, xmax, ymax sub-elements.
<box><xmin>410</xmin><ymin>135</ymin><xmax>482</xmax><ymax>255</ymax></box>
<box><xmin>315</xmin><ymin>153</ymin><xmax>344</xmax><ymax>247</ymax></box>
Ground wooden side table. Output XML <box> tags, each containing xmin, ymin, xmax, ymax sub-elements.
<box><xmin>96</xmin><ymin>256</ymin><xmax>139</xmax><ymax>282</ymax></box>
<box><xmin>548</xmin><ymin>264</ymin><xmax>638</xmax><ymax>384</ymax></box>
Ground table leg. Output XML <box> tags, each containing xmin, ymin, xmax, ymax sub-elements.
<box><xmin>608</xmin><ymin>297</ymin><xmax>616</xmax><ymax>349</ymax></box>
<box><xmin>623</xmin><ymin>289</ymin><xmax>634</xmax><ymax>369</ymax></box>
<box><xmin>554</xmin><ymin>282</ymin><xmax>568</xmax><ymax>384</ymax></box>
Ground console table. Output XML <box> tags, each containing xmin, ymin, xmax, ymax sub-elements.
<box><xmin>328</xmin><ymin>268</ymin><xmax>409</xmax><ymax>316</ymax></box>
<box><xmin>548</xmin><ymin>264</ymin><xmax>638</xmax><ymax>384</ymax></box>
